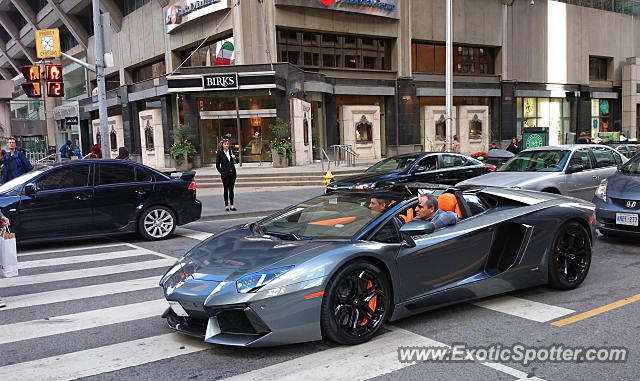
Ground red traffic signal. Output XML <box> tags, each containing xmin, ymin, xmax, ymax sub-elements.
<box><xmin>46</xmin><ymin>65</ymin><xmax>63</xmax><ymax>81</ymax></box>
<box><xmin>47</xmin><ymin>82</ymin><xmax>64</xmax><ymax>97</ymax></box>
<box><xmin>21</xmin><ymin>83</ymin><xmax>42</xmax><ymax>97</ymax></box>
<box><xmin>20</xmin><ymin>66</ymin><xmax>40</xmax><ymax>82</ymax></box>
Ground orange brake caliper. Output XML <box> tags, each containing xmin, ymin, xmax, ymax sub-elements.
<box><xmin>358</xmin><ymin>280</ymin><xmax>377</xmax><ymax>326</ymax></box>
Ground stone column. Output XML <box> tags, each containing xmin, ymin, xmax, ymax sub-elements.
<box><xmin>622</xmin><ymin>58</ymin><xmax>639</xmax><ymax>139</ymax></box>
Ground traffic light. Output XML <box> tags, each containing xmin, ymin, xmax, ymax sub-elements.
<box><xmin>20</xmin><ymin>65</ymin><xmax>42</xmax><ymax>98</ymax></box>
<box><xmin>20</xmin><ymin>65</ymin><xmax>40</xmax><ymax>81</ymax></box>
<box><xmin>47</xmin><ymin>82</ymin><xmax>64</xmax><ymax>97</ymax></box>
<box><xmin>45</xmin><ymin>65</ymin><xmax>62</xmax><ymax>81</ymax></box>
<box><xmin>45</xmin><ymin>64</ymin><xmax>64</xmax><ymax>97</ymax></box>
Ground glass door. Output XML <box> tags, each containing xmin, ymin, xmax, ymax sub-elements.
<box><xmin>200</xmin><ymin>119</ymin><xmax>239</xmax><ymax>165</ymax></box>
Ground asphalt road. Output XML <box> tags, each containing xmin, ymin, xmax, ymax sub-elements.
<box><xmin>1</xmin><ymin>216</ymin><xmax>639</xmax><ymax>380</ymax></box>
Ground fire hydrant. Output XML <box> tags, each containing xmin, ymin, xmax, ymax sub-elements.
<box><xmin>323</xmin><ymin>170</ymin><xmax>334</xmax><ymax>186</ymax></box>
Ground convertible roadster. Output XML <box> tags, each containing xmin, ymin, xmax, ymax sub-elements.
<box><xmin>160</xmin><ymin>184</ymin><xmax>595</xmax><ymax>347</ymax></box>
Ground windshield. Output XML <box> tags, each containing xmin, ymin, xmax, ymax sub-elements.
<box><xmin>621</xmin><ymin>154</ymin><xmax>640</xmax><ymax>174</ymax></box>
<box><xmin>365</xmin><ymin>156</ymin><xmax>418</xmax><ymax>174</ymax></box>
<box><xmin>0</xmin><ymin>170</ymin><xmax>44</xmax><ymax>193</ymax></box>
<box><xmin>498</xmin><ymin>150</ymin><xmax>570</xmax><ymax>172</ymax></box>
<box><xmin>259</xmin><ymin>192</ymin><xmax>408</xmax><ymax>239</ymax></box>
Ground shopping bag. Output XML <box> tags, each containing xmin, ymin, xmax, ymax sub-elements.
<box><xmin>0</xmin><ymin>226</ymin><xmax>18</xmax><ymax>278</ymax></box>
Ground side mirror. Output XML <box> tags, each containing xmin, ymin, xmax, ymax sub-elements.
<box><xmin>399</xmin><ymin>220</ymin><xmax>436</xmax><ymax>247</ymax></box>
<box><xmin>24</xmin><ymin>183</ymin><xmax>37</xmax><ymax>196</ymax></box>
<box><xmin>565</xmin><ymin>164</ymin><xmax>584</xmax><ymax>174</ymax></box>
<box><xmin>412</xmin><ymin>166</ymin><xmax>427</xmax><ymax>173</ymax></box>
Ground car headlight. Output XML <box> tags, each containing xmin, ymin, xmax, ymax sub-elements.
<box><xmin>236</xmin><ymin>266</ymin><xmax>294</xmax><ymax>293</ymax></box>
<box><xmin>354</xmin><ymin>182</ymin><xmax>377</xmax><ymax>189</ymax></box>
<box><xmin>595</xmin><ymin>179</ymin><xmax>607</xmax><ymax>201</ymax></box>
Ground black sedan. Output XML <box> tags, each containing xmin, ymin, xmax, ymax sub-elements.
<box><xmin>0</xmin><ymin>160</ymin><xmax>202</xmax><ymax>243</ymax></box>
<box><xmin>593</xmin><ymin>152</ymin><xmax>640</xmax><ymax>237</ymax></box>
<box><xmin>326</xmin><ymin>152</ymin><xmax>494</xmax><ymax>191</ymax></box>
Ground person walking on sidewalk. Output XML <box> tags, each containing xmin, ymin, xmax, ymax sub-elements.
<box><xmin>0</xmin><ymin>211</ymin><xmax>9</xmax><ymax>308</ymax></box>
<box><xmin>2</xmin><ymin>137</ymin><xmax>33</xmax><ymax>184</ymax></box>
<box><xmin>216</xmin><ymin>138</ymin><xmax>237</xmax><ymax>212</ymax></box>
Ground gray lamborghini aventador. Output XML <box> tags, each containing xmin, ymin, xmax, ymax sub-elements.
<box><xmin>160</xmin><ymin>184</ymin><xmax>596</xmax><ymax>347</ymax></box>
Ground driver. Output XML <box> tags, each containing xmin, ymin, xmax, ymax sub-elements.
<box><xmin>413</xmin><ymin>194</ymin><xmax>457</xmax><ymax>229</ymax></box>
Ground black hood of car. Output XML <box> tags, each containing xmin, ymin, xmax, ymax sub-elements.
<box><xmin>605</xmin><ymin>171</ymin><xmax>640</xmax><ymax>200</ymax></box>
<box><xmin>331</xmin><ymin>171</ymin><xmax>403</xmax><ymax>187</ymax></box>
<box><xmin>183</xmin><ymin>226</ymin><xmax>336</xmax><ymax>281</ymax></box>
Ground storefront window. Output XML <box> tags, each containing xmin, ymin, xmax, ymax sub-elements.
<box><xmin>355</xmin><ymin>115</ymin><xmax>373</xmax><ymax>143</ymax></box>
<box><xmin>144</xmin><ymin>121</ymin><xmax>154</xmax><ymax>150</ymax></box>
<box><xmin>469</xmin><ymin>114</ymin><xmax>482</xmax><ymax>138</ymax></box>
<box><xmin>436</xmin><ymin>114</ymin><xmax>446</xmax><ymax>140</ymax></box>
<box><xmin>516</xmin><ymin>97</ymin><xmax>571</xmax><ymax>144</ymax></box>
<box><xmin>591</xmin><ymin>99</ymin><xmax>616</xmax><ymax>139</ymax></box>
<box><xmin>278</xmin><ymin>29</ymin><xmax>391</xmax><ymax>70</ymax></box>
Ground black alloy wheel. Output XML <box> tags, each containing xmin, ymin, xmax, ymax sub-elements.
<box><xmin>321</xmin><ymin>261</ymin><xmax>390</xmax><ymax>345</ymax></box>
<box><xmin>548</xmin><ymin>222</ymin><xmax>591</xmax><ymax>290</ymax></box>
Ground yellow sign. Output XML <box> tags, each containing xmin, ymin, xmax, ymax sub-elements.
<box><xmin>35</xmin><ymin>29</ymin><xmax>61</xmax><ymax>58</ymax></box>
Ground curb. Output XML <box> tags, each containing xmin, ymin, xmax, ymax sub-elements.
<box><xmin>199</xmin><ymin>210</ymin><xmax>280</xmax><ymax>221</ymax></box>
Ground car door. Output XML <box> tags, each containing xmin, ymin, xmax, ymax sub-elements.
<box><xmin>92</xmin><ymin>162</ymin><xmax>155</xmax><ymax>233</ymax></box>
<box><xmin>437</xmin><ymin>154</ymin><xmax>473</xmax><ymax>185</ymax></box>
<box><xmin>17</xmin><ymin>163</ymin><xmax>93</xmax><ymax>240</ymax></box>
<box><xmin>565</xmin><ymin>148</ymin><xmax>597</xmax><ymax>200</ymax></box>
<box><xmin>406</xmin><ymin>155</ymin><xmax>439</xmax><ymax>183</ymax></box>
<box><xmin>589</xmin><ymin>146</ymin><xmax>622</xmax><ymax>196</ymax></box>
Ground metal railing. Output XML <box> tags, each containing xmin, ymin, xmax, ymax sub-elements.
<box><xmin>29</xmin><ymin>152</ymin><xmax>55</xmax><ymax>163</ymax></box>
<box><xmin>322</xmin><ymin>144</ymin><xmax>359</xmax><ymax>170</ymax></box>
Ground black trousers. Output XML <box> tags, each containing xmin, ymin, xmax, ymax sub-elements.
<box><xmin>221</xmin><ymin>173</ymin><xmax>236</xmax><ymax>206</ymax></box>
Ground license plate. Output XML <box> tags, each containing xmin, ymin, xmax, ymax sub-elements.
<box><xmin>168</xmin><ymin>301</ymin><xmax>189</xmax><ymax>317</ymax></box>
<box><xmin>615</xmin><ymin>213</ymin><xmax>639</xmax><ymax>226</ymax></box>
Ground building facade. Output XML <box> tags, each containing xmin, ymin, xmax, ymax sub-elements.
<box><xmin>2</xmin><ymin>0</ymin><xmax>640</xmax><ymax>167</ymax></box>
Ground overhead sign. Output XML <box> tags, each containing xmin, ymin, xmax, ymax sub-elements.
<box><xmin>165</xmin><ymin>0</ymin><xmax>230</xmax><ymax>33</ymax></box>
<box><xmin>65</xmin><ymin>116</ymin><xmax>79</xmax><ymax>125</ymax></box>
<box><xmin>275</xmin><ymin>0</ymin><xmax>399</xmax><ymax>19</ymax></box>
<box><xmin>35</xmin><ymin>29</ymin><xmax>61</xmax><ymax>58</ymax></box>
<box><xmin>203</xmin><ymin>73</ymin><xmax>238</xmax><ymax>90</ymax></box>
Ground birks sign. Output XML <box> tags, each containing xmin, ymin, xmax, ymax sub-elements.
<box><xmin>275</xmin><ymin>0</ymin><xmax>399</xmax><ymax>19</ymax></box>
<box><xmin>203</xmin><ymin>73</ymin><xmax>238</xmax><ymax>90</ymax></box>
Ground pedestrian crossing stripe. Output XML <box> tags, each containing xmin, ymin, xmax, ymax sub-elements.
<box><xmin>18</xmin><ymin>248</ymin><xmax>156</xmax><ymax>269</ymax></box>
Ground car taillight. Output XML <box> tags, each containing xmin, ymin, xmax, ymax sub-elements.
<box><xmin>486</xmin><ymin>165</ymin><xmax>497</xmax><ymax>171</ymax></box>
<box><xmin>188</xmin><ymin>181</ymin><xmax>196</xmax><ymax>190</ymax></box>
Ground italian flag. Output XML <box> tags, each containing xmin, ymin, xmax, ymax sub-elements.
<box><xmin>214</xmin><ymin>41</ymin><xmax>234</xmax><ymax>66</ymax></box>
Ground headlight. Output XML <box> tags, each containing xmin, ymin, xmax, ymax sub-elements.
<box><xmin>595</xmin><ymin>179</ymin><xmax>607</xmax><ymax>201</ymax></box>
<box><xmin>354</xmin><ymin>182</ymin><xmax>377</xmax><ymax>189</ymax></box>
<box><xmin>236</xmin><ymin>266</ymin><xmax>294</xmax><ymax>293</ymax></box>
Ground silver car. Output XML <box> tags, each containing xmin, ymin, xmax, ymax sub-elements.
<box><xmin>457</xmin><ymin>144</ymin><xmax>628</xmax><ymax>200</ymax></box>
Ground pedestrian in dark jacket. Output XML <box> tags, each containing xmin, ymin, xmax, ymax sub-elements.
<box><xmin>216</xmin><ymin>138</ymin><xmax>237</xmax><ymax>211</ymax></box>
<box><xmin>2</xmin><ymin>137</ymin><xmax>33</xmax><ymax>184</ymax></box>
<box><xmin>60</xmin><ymin>140</ymin><xmax>72</xmax><ymax>159</ymax></box>
<box><xmin>116</xmin><ymin>147</ymin><xmax>130</xmax><ymax>160</ymax></box>
<box><xmin>506</xmin><ymin>138</ymin><xmax>520</xmax><ymax>155</ymax></box>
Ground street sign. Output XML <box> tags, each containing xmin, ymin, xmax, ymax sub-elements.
<box><xmin>65</xmin><ymin>116</ymin><xmax>79</xmax><ymax>125</ymax></box>
<box><xmin>35</xmin><ymin>29</ymin><xmax>61</xmax><ymax>58</ymax></box>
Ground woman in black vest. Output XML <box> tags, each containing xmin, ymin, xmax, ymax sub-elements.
<box><xmin>216</xmin><ymin>138</ymin><xmax>237</xmax><ymax>211</ymax></box>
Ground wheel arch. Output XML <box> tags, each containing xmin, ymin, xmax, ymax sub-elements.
<box><xmin>541</xmin><ymin>187</ymin><xmax>561</xmax><ymax>194</ymax></box>
<box><xmin>565</xmin><ymin>217</ymin><xmax>593</xmax><ymax>244</ymax></box>
<box><xmin>138</xmin><ymin>203</ymin><xmax>180</xmax><ymax>224</ymax></box>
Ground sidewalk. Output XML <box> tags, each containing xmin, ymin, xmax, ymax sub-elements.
<box><xmin>193</xmin><ymin>161</ymin><xmax>375</xmax><ymax>176</ymax></box>
<box><xmin>197</xmin><ymin>186</ymin><xmax>326</xmax><ymax>221</ymax></box>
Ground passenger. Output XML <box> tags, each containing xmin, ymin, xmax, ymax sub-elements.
<box><xmin>368</xmin><ymin>197</ymin><xmax>390</xmax><ymax>216</ymax></box>
<box><xmin>413</xmin><ymin>193</ymin><xmax>458</xmax><ymax>229</ymax></box>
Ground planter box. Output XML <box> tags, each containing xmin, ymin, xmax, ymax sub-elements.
<box><xmin>271</xmin><ymin>149</ymin><xmax>288</xmax><ymax>168</ymax></box>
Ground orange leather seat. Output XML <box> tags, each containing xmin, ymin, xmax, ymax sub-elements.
<box><xmin>399</xmin><ymin>208</ymin><xmax>414</xmax><ymax>223</ymax></box>
<box><xmin>438</xmin><ymin>193</ymin><xmax>462</xmax><ymax>219</ymax></box>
